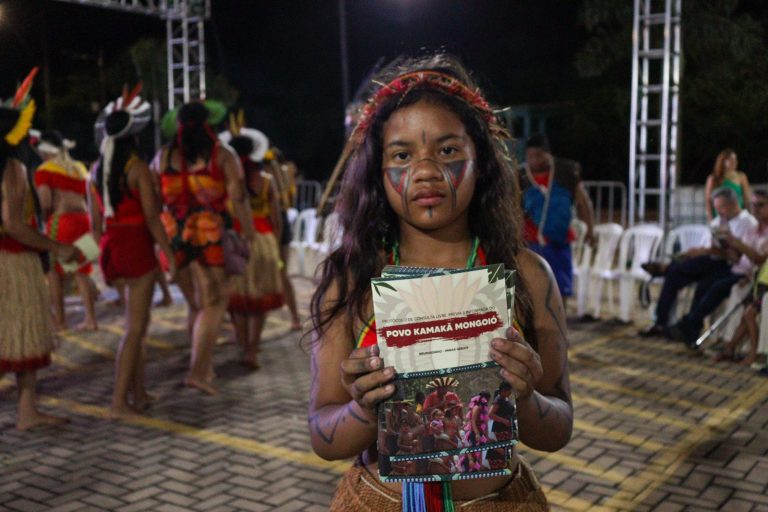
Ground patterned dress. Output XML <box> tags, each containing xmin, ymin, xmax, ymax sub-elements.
<box><xmin>160</xmin><ymin>142</ymin><xmax>232</xmax><ymax>268</ymax></box>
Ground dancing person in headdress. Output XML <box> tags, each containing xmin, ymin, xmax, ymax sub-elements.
<box><xmin>90</xmin><ymin>84</ymin><xmax>176</xmax><ymax>418</ymax></box>
<box><xmin>262</xmin><ymin>146</ymin><xmax>301</xmax><ymax>331</ymax></box>
<box><xmin>33</xmin><ymin>130</ymin><xmax>98</xmax><ymax>330</ymax></box>
<box><xmin>309</xmin><ymin>55</ymin><xmax>571</xmax><ymax>510</ymax></box>
<box><xmin>220</xmin><ymin>116</ymin><xmax>285</xmax><ymax>368</ymax></box>
<box><xmin>0</xmin><ymin>68</ymin><xmax>77</xmax><ymax>430</ymax></box>
<box><xmin>155</xmin><ymin>101</ymin><xmax>254</xmax><ymax>395</ymax></box>
<box><xmin>422</xmin><ymin>376</ymin><xmax>461</xmax><ymax>417</ymax></box>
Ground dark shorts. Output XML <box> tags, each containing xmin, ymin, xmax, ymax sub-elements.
<box><xmin>527</xmin><ymin>242</ymin><xmax>573</xmax><ymax>297</ymax></box>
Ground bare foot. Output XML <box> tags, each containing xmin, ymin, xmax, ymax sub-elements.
<box><xmin>206</xmin><ymin>368</ymin><xmax>217</xmax><ymax>384</ymax></box>
<box><xmin>133</xmin><ymin>392</ymin><xmax>158</xmax><ymax>411</ymax></box>
<box><xmin>242</xmin><ymin>352</ymin><xmax>260</xmax><ymax>370</ymax></box>
<box><xmin>109</xmin><ymin>298</ymin><xmax>124</xmax><ymax>308</ymax></box>
<box><xmin>290</xmin><ymin>318</ymin><xmax>301</xmax><ymax>331</ymax></box>
<box><xmin>109</xmin><ymin>403</ymin><xmax>144</xmax><ymax>420</ymax></box>
<box><xmin>75</xmin><ymin>321</ymin><xmax>98</xmax><ymax>332</ymax></box>
<box><xmin>184</xmin><ymin>375</ymin><xmax>219</xmax><ymax>395</ymax></box>
<box><xmin>17</xmin><ymin>412</ymin><xmax>69</xmax><ymax>431</ymax></box>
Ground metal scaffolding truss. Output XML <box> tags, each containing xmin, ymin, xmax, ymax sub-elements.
<box><xmin>52</xmin><ymin>0</ymin><xmax>210</xmax><ymax>108</ymax></box>
<box><xmin>628</xmin><ymin>0</ymin><xmax>682</xmax><ymax>228</ymax></box>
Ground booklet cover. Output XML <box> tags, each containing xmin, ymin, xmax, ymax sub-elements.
<box><xmin>372</xmin><ymin>264</ymin><xmax>509</xmax><ymax>375</ymax></box>
<box><xmin>59</xmin><ymin>233</ymin><xmax>99</xmax><ymax>273</ymax></box>
<box><xmin>372</xmin><ymin>264</ymin><xmax>519</xmax><ymax>482</ymax></box>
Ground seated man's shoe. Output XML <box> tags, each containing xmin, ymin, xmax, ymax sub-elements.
<box><xmin>669</xmin><ymin>321</ymin><xmax>699</xmax><ymax>348</ymax></box>
<box><xmin>641</xmin><ymin>261</ymin><xmax>668</xmax><ymax>277</ymax></box>
<box><xmin>639</xmin><ymin>324</ymin><xmax>666</xmax><ymax>338</ymax></box>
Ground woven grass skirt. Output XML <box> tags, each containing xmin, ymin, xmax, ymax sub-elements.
<box><xmin>0</xmin><ymin>251</ymin><xmax>54</xmax><ymax>372</ymax></box>
<box><xmin>228</xmin><ymin>231</ymin><xmax>284</xmax><ymax>314</ymax></box>
<box><xmin>329</xmin><ymin>456</ymin><xmax>549</xmax><ymax>511</ymax></box>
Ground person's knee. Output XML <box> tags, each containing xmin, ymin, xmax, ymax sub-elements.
<box><xmin>124</xmin><ymin>324</ymin><xmax>148</xmax><ymax>342</ymax></box>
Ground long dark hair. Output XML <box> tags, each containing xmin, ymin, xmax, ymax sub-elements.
<box><xmin>94</xmin><ymin>111</ymin><xmax>139</xmax><ymax>208</ymax></box>
<box><xmin>171</xmin><ymin>102</ymin><xmax>214</xmax><ymax>164</ymax></box>
<box><xmin>309</xmin><ymin>55</ymin><xmax>535</xmax><ymax>349</ymax></box>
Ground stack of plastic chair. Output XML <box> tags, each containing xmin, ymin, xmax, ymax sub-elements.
<box><xmin>586</xmin><ymin>223</ymin><xmax>624</xmax><ymax>319</ymax></box>
<box><xmin>289</xmin><ymin>208</ymin><xmax>318</xmax><ymax>276</ymax></box>
<box><xmin>616</xmin><ymin>225</ymin><xmax>664</xmax><ymax>323</ymax></box>
<box><xmin>286</xmin><ymin>207</ymin><xmax>298</xmax><ymax>228</ymax></box>
<box><xmin>573</xmin><ymin>241</ymin><xmax>594</xmax><ymax>318</ymax></box>
<box><xmin>311</xmin><ymin>211</ymin><xmax>343</xmax><ymax>257</ymax></box>
<box><xmin>570</xmin><ymin>218</ymin><xmax>588</xmax><ymax>267</ymax></box>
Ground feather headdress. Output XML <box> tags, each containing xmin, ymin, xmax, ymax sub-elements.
<box><xmin>218</xmin><ymin>109</ymin><xmax>270</xmax><ymax>162</ymax></box>
<box><xmin>94</xmin><ymin>82</ymin><xmax>151</xmax><ymax>217</ymax></box>
<box><xmin>426</xmin><ymin>376</ymin><xmax>459</xmax><ymax>389</ymax></box>
<box><xmin>2</xmin><ymin>68</ymin><xmax>39</xmax><ymax>147</ymax></box>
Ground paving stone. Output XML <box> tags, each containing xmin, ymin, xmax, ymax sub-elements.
<box><xmin>1</xmin><ymin>282</ymin><xmax>767</xmax><ymax>511</ymax></box>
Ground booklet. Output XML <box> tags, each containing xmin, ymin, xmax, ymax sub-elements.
<box><xmin>371</xmin><ymin>264</ymin><xmax>519</xmax><ymax>482</ymax></box>
<box><xmin>59</xmin><ymin>233</ymin><xmax>99</xmax><ymax>273</ymax></box>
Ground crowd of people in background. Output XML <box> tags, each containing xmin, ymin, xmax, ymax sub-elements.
<box><xmin>2</xmin><ymin>53</ymin><xmax>767</xmax><ymax>511</ymax></box>
<box><xmin>1</xmin><ymin>72</ymin><xmax>303</xmax><ymax>427</ymax></box>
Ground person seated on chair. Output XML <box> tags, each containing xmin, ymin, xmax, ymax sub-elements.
<box><xmin>639</xmin><ymin>187</ymin><xmax>761</xmax><ymax>343</ymax></box>
<box><xmin>712</xmin><ymin>197</ymin><xmax>768</xmax><ymax>364</ymax></box>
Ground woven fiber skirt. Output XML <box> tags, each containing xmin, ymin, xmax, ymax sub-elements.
<box><xmin>330</xmin><ymin>456</ymin><xmax>549</xmax><ymax>511</ymax></box>
<box><xmin>0</xmin><ymin>251</ymin><xmax>54</xmax><ymax>372</ymax></box>
<box><xmin>228</xmin><ymin>231</ymin><xmax>284</xmax><ymax>314</ymax></box>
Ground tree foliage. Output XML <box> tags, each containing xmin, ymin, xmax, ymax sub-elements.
<box><xmin>572</xmin><ymin>0</ymin><xmax>768</xmax><ymax>184</ymax></box>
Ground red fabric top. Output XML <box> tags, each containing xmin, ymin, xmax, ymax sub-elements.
<box><xmin>160</xmin><ymin>142</ymin><xmax>227</xmax><ymax>219</ymax></box>
<box><xmin>34</xmin><ymin>160</ymin><xmax>88</xmax><ymax>196</ymax></box>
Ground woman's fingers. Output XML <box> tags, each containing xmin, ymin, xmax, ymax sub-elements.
<box><xmin>489</xmin><ymin>329</ymin><xmax>543</xmax><ymax>399</ymax></box>
<box><xmin>340</xmin><ymin>345</ymin><xmax>395</xmax><ymax>408</ymax></box>
<box><xmin>340</xmin><ymin>346</ymin><xmax>382</xmax><ymax>376</ymax></box>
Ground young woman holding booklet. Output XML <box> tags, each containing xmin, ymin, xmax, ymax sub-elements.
<box><xmin>308</xmin><ymin>55</ymin><xmax>572</xmax><ymax>511</ymax></box>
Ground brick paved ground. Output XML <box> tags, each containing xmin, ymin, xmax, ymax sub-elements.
<box><xmin>1</xmin><ymin>274</ymin><xmax>767</xmax><ymax>511</ymax></box>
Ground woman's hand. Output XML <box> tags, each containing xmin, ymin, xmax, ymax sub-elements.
<box><xmin>340</xmin><ymin>344</ymin><xmax>395</xmax><ymax>419</ymax></box>
<box><xmin>489</xmin><ymin>326</ymin><xmax>543</xmax><ymax>401</ymax></box>
<box><xmin>54</xmin><ymin>244</ymin><xmax>80</xmax><ymax>264</ymax></box>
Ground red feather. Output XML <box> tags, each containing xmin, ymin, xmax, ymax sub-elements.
<box><xmin>12</xmin><ymin>67</ymin><xmax>39</xmax><ymax>107</ymax></box>
<box><xmin>123</xmin><ymin>82</ymin><xmax>143</xmax><ymax>108</ymax></box>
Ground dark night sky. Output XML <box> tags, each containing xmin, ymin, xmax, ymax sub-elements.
<box><xmin>0</xmin><ymin>0</ymin><xmax>583</xmax><ymax>179</ymax></box>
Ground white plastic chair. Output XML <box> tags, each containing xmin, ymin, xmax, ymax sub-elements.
<box><xmin>663</xmin><ymin>224</ymin><xmax>712</xmax><ymax>262</ymax></box>
<box><xmin>570</xmin><ymin>218</ymin><xmax>588</xmax><ymax>267</ymax></box>
<box><xmin>587</xmin><ymin>223</ymin><xmax>624</xmax><ymax>318</ymax></box>
<box><xmin>311</xmin><ymin>212</ymin><xmax>343</xmax><ymax>257</ymax></box>
<box><xmin>573</xmin><ymin>243</ymin><xmax>593</xmax><ymax>318</ymax></box>
<box><xmin>286</xmin><ymin>207</ymin><xmax>298</xmax><ymax>227</ymax></box>
<box><xmin>616</xmin><ymin>224</ymin><xmax>664</xmax><ymax>322</ymax></box>
<box><xmin>289</xmin><ymin>208</ymin><xmax>318</xmax><ymax>276</ymax></box>
<box><xmin>658</xmin><ymin>224</ymin><xmax>712</xmax><ymax>325</ymax></box>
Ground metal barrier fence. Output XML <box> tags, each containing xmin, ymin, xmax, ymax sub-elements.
<box><xmin>583</xmin><ymin>181</ymin><xmax>627</xmax><ymax>226</ymax></box>
<box><xmin>294</xmin><ymin>180</ymin><xmax>322</xmax><ymax>211</ymax></box>
<box><xmin>670</xmin><ymin>186</ymin><xmax>707</xmax><ymax>226</ymax></box>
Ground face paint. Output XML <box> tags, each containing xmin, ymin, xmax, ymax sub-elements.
<box><xmin>425</xmin><ymin>158</ymin><xmax>471</xmax><ymax>209</ymax></box>
<box><xmin>384</xmin><ymin>158</ymin><xmax>473</xmax><ymax>215</ymax></box>
<box><xmin>384</xmin><ymin>164</ymin><xmax>412</xmax><ymax>213</ymax></box>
